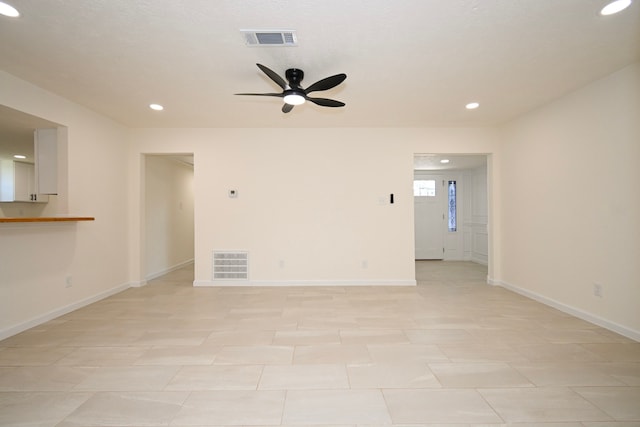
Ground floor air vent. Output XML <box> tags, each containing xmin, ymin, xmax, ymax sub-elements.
<box><xmin>213</xmin><ymin>251</ymin><xmax>249</xmax><ymax>280</ymax></box>
<box><xmin>241</xmin><ymin>30</ymin><xmax>297</xmax><ymax>46</ymax></box>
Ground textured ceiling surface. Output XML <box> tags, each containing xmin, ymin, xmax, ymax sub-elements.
<box><xmin>0</xmin><ymin>0</ymin><xmax>639</xmax><ymax>129</ymax></box>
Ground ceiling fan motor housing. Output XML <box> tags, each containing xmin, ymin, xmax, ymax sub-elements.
<box><xmin>285</xmin><ymin>68</ymin><xmax>304</xmax><ymax>87</ymax></box>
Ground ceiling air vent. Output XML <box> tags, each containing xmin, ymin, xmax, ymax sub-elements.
<box><xmin>241</xmin><ymin>30</ymin><xmax>297</xmax><ymax>46</ymax></box>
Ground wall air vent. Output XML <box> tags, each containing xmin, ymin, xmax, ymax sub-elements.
<box><xmin>213</xmin><ymin>251</ymin><xmax>249</xmax><ymax>280</ymax></box>
<box><xmin>241</xmin><ymin>30</ymin><xmax>297</xmax><ymax>46</ymax></box>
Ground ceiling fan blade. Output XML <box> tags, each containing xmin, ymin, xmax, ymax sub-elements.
<box><xmin>282</xmin><ymin>103</ymin><xmax>294</xmax><ymax>113</ymax></box>
<box><xmin>256</xmin><ymin>63</ymin><xmax>287</xmax><ymax>90</ymax></box>
<box><xmin>235</xmin><ymin>93</ymin><xmax>284</xmax><ymax>97</ymax></box>
<box><xmin>305</xmin><ymin>74</ymin><xmax>347</xmax><ymax>94</ymax></box>
<box><xmin>306</xmin><ymin>97</ymin><xmax>345</xmax><ymax>108</ymax></box>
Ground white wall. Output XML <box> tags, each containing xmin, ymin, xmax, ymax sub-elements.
<box><xmin>129</xmin><ymin>128</ymin><xmax>499</xmax><ymax>286</ymax></box>
<box><xmin>0</xmin><ymin>72</ymin><xmax>131</xmax><ymax>339</ymax></box>
<box><xmin>497</xmin><ymin>62</ymin><xmax>640</xmax><ymax>339</ymax></box>
<box><xmin>145</xmin><ymin>155</ymin><xmax>194</xmax><ymax>279</ymax></box>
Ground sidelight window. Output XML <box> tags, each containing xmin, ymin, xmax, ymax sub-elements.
<box><xmin>448</xmin><ymin>180</ymin><xmax>457</xmax><ymax>232</ymax></box>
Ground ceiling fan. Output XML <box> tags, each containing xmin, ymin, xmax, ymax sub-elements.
<box><xmin>236</xmin><ymin>63</ymin><xmax>347</xmax><ymax>113</ymax></box>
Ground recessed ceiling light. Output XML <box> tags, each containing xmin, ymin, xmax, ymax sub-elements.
<box><xmin>600</xmin><ymin>0</ymin><xmax>632</xmax><ymax>15</ymax></box>
<box><xmin>0</xmin><ymin>1</ymin><xmax>19</xmax><ymax>17</ymax></box>
<box><xmin>149</xmin><ymin>103</ymin><xmax>164</xmax><ymax>111</ymax></box>
<box><xmin>465</xmin><ymin>102</ymin><xmax>480</xmax><ymax>110</ymax></box>
<box><xmin>440</xmin><ymin>159</ymin><xmax>450</xmax><ymax>164</ymax></box>
<box><xmin>13</xmin><ymin>154</ymin><xmax>26</xmax><ymax>159</ymax></box>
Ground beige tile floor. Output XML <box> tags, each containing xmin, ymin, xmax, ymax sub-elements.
<box><xmin>1</xmin><ymin>261</ymin><xmax>639</xmax><ymax>426</ymax></box>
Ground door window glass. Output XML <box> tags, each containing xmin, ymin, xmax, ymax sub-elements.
<box><xmin>414</xmin><ymin>179</ymin><xmax>436</xmax><ymax>197</ymax></box>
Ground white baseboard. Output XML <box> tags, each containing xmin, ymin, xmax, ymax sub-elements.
<box><xmin>129</xmin><ymin>280</ymin><xmax>147</xmax><ymax>288</ymax></box>
<box><xmin>194</xmin><ymin>279</ymin><xmax>417</xmax><ymax>287</ymax></box>
<box><xmin>489</xmin><ymin>277</ymin><xmax>640</xmax><ymax>342</ymax></box>
<box><xmin>487</xmin><ymin>276</ymin><xmax>500</xmax><ymax>286</ymax></box>
<box><xmin>145</xmin><ymin>259</ymin><xmax>194</xmax><ymax>282</ymax></box>
<box><xmin>0</xmin><ymin>282</ymin><xmax>131</xmax><ymax>341</ymax></box>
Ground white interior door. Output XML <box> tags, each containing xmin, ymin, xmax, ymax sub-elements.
<box><xmin>414</xmin><ymin>175</ymin><xmax>444</xmax><ymax>260</ymax></box>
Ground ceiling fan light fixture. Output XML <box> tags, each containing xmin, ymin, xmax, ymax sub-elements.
<box><xmin>600</xmin><ymin>0</ymin><xmax>632</xmax><ymax>15</ymax></box>
<box><xmin>283</xmin><ymin>93</ymin><xmax>306</xmax><ymax>105</ymax></box>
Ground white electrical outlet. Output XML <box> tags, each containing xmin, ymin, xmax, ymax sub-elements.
<box><xmin>65</xmin><ymin>276</ymin><xmax>73</xmax><ymax>288</ymax></box>
<box><xmin>593</xmin><ymin>283</ymin><xmax>603</xmax><ymax>297</ymax></box>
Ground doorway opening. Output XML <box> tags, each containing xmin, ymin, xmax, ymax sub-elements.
<box><xmin>143</xmin><ymin>154</ymin><xmax>195</xmax><ymax>282</ymax></box>
<box><xmin>413</xmin><ymin>154</ymin><xmax>489</xmax><ymax>265</ymax></box>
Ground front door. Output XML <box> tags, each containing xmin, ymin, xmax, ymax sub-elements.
<box><xmin>414</xmin><ymin>175</ymin><xmax>444</xmax><ymax>260</ymax></box>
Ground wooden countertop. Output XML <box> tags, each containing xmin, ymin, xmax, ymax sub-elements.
<box><xmin>0</xmin><ymin>216</ymin><xmax>95</xmax><ymax>223</ymax></box>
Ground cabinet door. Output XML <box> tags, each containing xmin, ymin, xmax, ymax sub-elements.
<box><xmin>35</xmin><ymin>128</ymin><xmax>58</xmax><ymax>195</ymax></box>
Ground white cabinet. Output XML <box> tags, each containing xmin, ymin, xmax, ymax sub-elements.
<box><xmin>0</xmin><ymin>160</ymin><xmax>49</xmax><ymax>203</ymax></box>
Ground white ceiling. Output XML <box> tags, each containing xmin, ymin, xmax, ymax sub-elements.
<box><xmin>0</xmin><ymin>0</ymin><xmax>639</xmax><ymax>130</ymax></box>
<box><xmin>414</xmin><ymin>154</ymin><xmax>486</xmax><ymax>171</ymax></box>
